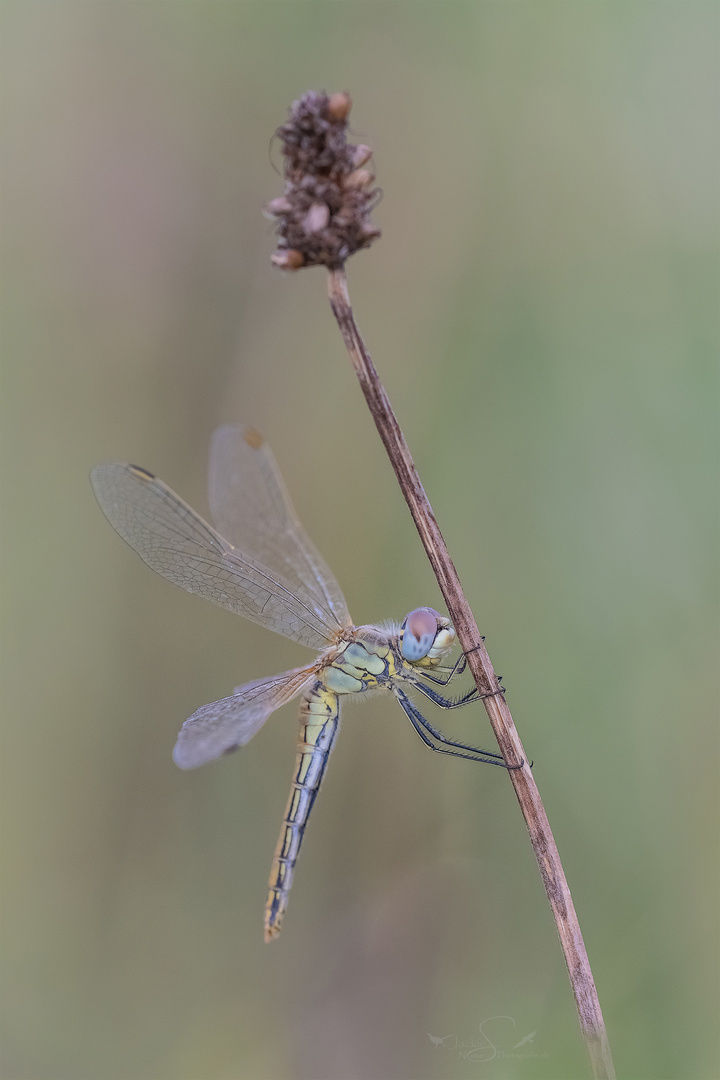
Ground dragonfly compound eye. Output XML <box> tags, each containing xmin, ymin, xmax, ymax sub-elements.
<box><xmin>401</xmin><ymin>607</ymin><xmax>443</xmax><ymax>661</ymax></box>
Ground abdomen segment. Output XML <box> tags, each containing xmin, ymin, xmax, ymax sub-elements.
<box><xmin>264</xmin><ymin>683</ymin><xmax>339</xmax><ymax>941</ymax></box>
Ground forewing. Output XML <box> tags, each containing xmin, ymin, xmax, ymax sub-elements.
<box><xmin>173</xmin><ymin>665</ymin><xmax>316</xmax><ymax>769</ymax></box>
<box><xmin>209</xmin><ymin>425</ymin><xmax>352</xmax><ymax>633</ymax></box>
<box><xmin>91</xmin><ymin>463</ymin><xmax>338</xmax><ymax>649</ymax></box>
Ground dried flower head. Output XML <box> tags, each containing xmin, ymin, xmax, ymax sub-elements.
<box><xmin>266</xmin><ymin>90</ymin><xmax>381</xmax><ymax>270</ymax></box>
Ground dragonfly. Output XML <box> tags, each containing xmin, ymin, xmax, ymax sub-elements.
<box><xmin>91</xmin><ymin>424</ymin><xmax>514</xmax><ymax>942</ymax></box>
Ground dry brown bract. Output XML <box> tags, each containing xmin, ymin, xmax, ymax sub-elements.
<box><xmin>266</xmin><ymin>91</ymin><xmax>381</xmax><ymax>270</ymax></box>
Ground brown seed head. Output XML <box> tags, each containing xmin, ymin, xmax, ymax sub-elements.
<box><xmin>266</xmin><ymin>89</ymin><xmax>381</xmax><ymax>270</ymax></box>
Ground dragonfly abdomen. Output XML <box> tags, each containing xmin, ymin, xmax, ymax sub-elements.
<box><xmin>264</xmin><ymin>683</ymin><xmax>339</xmax><ymax>942</ymax></box>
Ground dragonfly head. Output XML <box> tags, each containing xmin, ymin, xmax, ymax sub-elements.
<box><xmin>400</xmin><ymin>607</ymin><xmax>456</xmax><ymax>665</ymax></box>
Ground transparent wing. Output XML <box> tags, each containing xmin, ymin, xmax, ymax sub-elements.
<box><xmin>173</xmin><ymin>665</ymin><xmax>317</xmax><ymax>769</ymax></box>
<box><xmin>91</xmin><ymin>463</ymin><xmax>339</xmax><ymax>650</ymax></box>
<box><xmin>209</xmin><ymin>425</ymin><xmax>352</xmax><ymax>633</ymax></box>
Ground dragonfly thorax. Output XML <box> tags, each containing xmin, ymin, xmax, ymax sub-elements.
<box><xmin>322</xmin><ymin>630</ymin><xmax>393</xmax><ymax>695</ymax></box>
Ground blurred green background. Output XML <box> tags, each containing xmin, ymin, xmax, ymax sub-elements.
<box><xmin>2</xmin><ymin>3</ymin><xmax>717</xmax><ymax>1079</ymax></box>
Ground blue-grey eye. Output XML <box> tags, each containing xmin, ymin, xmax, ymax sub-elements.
<box><xmin>400</xmin><ymin>607</ymin><xmax>440</xmax><ymax>661</ymax></box>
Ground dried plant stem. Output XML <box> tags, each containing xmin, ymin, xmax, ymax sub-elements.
<box><xmin>327</xmin><ymin>265</ymin><xmax>615</xmax><ymax>1080</ymax></box>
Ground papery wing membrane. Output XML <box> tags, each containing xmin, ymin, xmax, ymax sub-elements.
<box><xmin>90</xmin><ymin>463</ymin><xmax>339</xmax><ymax>650</ymax></box>
<box><xmin>173</xmin><ymin>665</ymin><xmax>317</xmax><ymax>769</ymax></box>
<box><xmin>209</xmin><ymin>425</ymin><xmax>352</xmax><ymax>633</ymax></box>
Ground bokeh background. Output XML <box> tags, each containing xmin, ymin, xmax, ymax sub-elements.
<box><xmin>2</xmin><ymin>3</ymin><xmax>718</xmax><ymax>1079</ymax></box>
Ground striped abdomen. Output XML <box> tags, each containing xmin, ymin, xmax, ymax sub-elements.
<box><xmin>264</xmin><ymin>682</ymin><xmax>339</xmax><ymax>942</ymax></box>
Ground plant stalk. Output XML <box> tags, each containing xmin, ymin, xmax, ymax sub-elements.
<box><xmin>326</xmin><ymin>264</ymin><xmax>616</xmax><ymax>1080</ymax></box>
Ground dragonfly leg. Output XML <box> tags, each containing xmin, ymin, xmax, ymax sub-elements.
<box><xmin>462</xmin><ymin>638</ymin><xmax>486</xmax><ymax>657</ymax></box>
<box><xmin>415</xmin><ymin>651</ymin><xmax>468</xmax><ymax>685</ymax></box>
<box><xmin>411</xmin><ymin>674</ymin><xmax>506</xmax><ymax>711</ymax></box>
<box><xmin>394</xmin><ymin>687</ymin><xmax>522</xmax><ymax>768</ymax></box>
